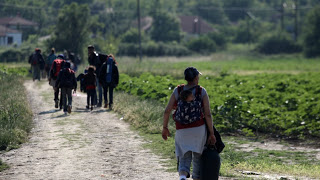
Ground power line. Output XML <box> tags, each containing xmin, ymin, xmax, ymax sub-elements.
<box><xmin>0</xmin><ymin>2</ymin><xmax>314</xmax><ymax>13</ymax></box>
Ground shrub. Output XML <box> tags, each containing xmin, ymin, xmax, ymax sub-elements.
<box><xmin>186</xmin><ymin>36</ymin><xmax>217</xmax><ymax>53</ymax></box>
<box><xmin>117</xmin><ymin>42</ymin><xmax>191</xmax><ymax>56</ymax></box>
<box><xmin>257</xmin><ymin>34</ymin><xmax>302</xmax><ymax>54</ymax></box>
<box><xmin>303</xmin><ymin>5</ymin><xmax>320</xmax><ymax>57</ymax></box>
<box><xmin>207</xmin><ymin>31</ymin><xmax>228</xmax><ymax>49</ymax></box>
<box><xmin>0</xmin><ymin>48</ymin><xmax>24</xmax><ymax>62</ymax></box>
<box><xmin>120</xmin><ymin>28</ymin><xmax>149</xmax><ymax>43</ymax></box>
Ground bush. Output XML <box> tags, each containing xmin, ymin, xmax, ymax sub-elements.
<box><xmin>0</xmin><ymin>48</ymin><xmax>24</xmax><ymax>62</ymax></box>
<box><xmin>120</xmin><ymin>28</ymin><xmax>148</xmax><ymax>43</ymax></box>
<box><xmin>257</xmin><ymin>34</ymin><xmax>302</xmax><ymax>54</ymax></box>
<box><xmin>186</xmin><ymin>36</ymin><xmax>217</xmax><ymax>53</ymax></box>
<box><xmin>303</xmin><ymin>5</ymin><xmax>320</xmax><ymax>57</ymax></box>
<box><xmin>117</xmin><ymin>42</ymin><xmax>191</xmax><ymax>56</ymax></box>
<box><xmin>207</xmin><ymin>32</ymin><xmax>228</xmax><ymax>49</ymax></box>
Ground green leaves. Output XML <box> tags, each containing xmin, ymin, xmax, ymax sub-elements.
<box><xmin>117</xmin><ymin>72</ymin><xmax>320</xmax><ymax>139</ymax></box>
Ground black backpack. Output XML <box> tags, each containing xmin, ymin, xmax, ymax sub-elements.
<box><xmin>98</xmin><ymin>53</ymin><xmax>108</xmax><ymax>65</ymax></box>
<box><xmin>60</xmin><ymin>69</ymin><xmax>75</xmax><ymax>88</ymax></box>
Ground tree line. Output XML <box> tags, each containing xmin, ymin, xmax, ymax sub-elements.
<box><xmin>0</xmin><ymin>0</ymin><xmax>320</xmax><ymax>61</ymax></box>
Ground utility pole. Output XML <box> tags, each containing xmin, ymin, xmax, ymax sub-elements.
<box><xmin>280</xmin><ymin>0</ymin><xmax>285</xmax><ymax>31</ymax></box>
<box><xmin>137</xmin><ymin>0</ymin><xmax>142</xmax><ymax>62</ymax></box>
<box><xmin>294</xmin><ymin>0</ymin><xmax>298</xmax><ymax>41</ymax></box>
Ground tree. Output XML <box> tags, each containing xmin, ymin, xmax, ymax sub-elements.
<box><xmin>223</xmin><ymin>0</ymin><xmax>255</xmax><ymax>22</ymax></box>
<box><xmin>150</xmin><ymin>11</ymin><xmax>181</xmax><ymax>42</ymax></box>
<box><xmin>48</xmin><ymin>3</ymin><xmax>90</xmax><ymax>59</ymax></box>
<box><xmin>121</xmin><ymin>28</ymin><xmax>149</xmax><ymax>43</ymax></box>
<box><xmin>194</xmin><ymin>0</ymin><xmax>228</xmax><ymax>25</ymax></box>
<box><xmin>303</xmin><ymin>5</ymin><xmax>320</xmax><ymax>57</ymax></box>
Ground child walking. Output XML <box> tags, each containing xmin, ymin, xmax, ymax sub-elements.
<box><xmin>55</xmin><ymin>62</ymin><xmax>77</xmax><ymax>115</ymax></box>
<box><xmin>83</xmin><ymin>66</ymin><xmax>96</xmax><ymax>111</ymax></box>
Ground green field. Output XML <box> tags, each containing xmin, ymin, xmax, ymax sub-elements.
<box><xmin>115</xmin><ymin>48</ymin><xmax>320</xmax><ymax>78</ymax></box>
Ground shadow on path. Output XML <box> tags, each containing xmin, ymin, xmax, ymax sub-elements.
<box><xmin>39</xmin><ymin>109</ymin><xmax>61</xmax><ymax>115</ymax></box>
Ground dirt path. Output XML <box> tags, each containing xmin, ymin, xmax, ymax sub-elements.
<box><xmin>0</xmin><ymin>81</ymin><xmax>177</xmax><ymax>180</ymax></box>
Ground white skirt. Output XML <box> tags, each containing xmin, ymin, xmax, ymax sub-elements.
<box><xmin>175</xmin><ymin>124</ymin><xmax>207</xmax><ymax>157</ymax></box>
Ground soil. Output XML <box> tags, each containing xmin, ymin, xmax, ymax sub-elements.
<box><xmin>0</xmin><ymin>81</ymin><xmax>177</xmax><ymax>180</ymax></box>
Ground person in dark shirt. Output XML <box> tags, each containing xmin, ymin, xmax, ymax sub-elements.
<box><xmin>55</xmin><ymin>62</ymin><xmax>77</xmax><ymax>115</ymax></box>
<box><xmin>83</xmin><ymin>66</ymin><xmax>97</xmax><ymax>111</ymax></box>
<box><xmin>87</xmin><ymin>45</ymin><xmax>103</xmax><ymax>107</ymax></box>
<box><xmin>98</xmin><ymin>54</ymin><xmax>119</xmax><ymax>110</ymax></box>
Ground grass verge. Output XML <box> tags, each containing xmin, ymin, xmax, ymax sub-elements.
<box><xmin>0</xmin><ymin>67</ymin><xmax>33</xmax><ymax>172</ymax></box>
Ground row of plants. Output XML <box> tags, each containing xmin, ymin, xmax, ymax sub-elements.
<box><xmin>0</xmin><ymin>68</ymin><xmax>33</xmax><ymax>151</ymax></box>
<box><xmin>116</xmin><ymin>72</ymin><xmax>320</xmax><ymax>139</ymax></box>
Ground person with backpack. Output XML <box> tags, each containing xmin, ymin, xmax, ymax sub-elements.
<box><xmin>46</xmin><ymin>48</ymin><xmax>56</xmax><ymax>79</ymax></box>
<box><xmin>162</xmin><ymin>67</ymin><xmax>217</xmax><ymax>180</ymax></box>
<box><xmin>55</xmin><ymin>62</ymin><xmax>77</xmax><ymax>115</ymax></box>
<box><xmin>28</xmin><ymin>48</ymin><xmax>45</xmax><ymax>81</ymax></box>
<box><xmin>87</xmin><ymin>45</ymin><xmax>105</xmax><ymax>107</ymax></box>
<box><xmin>49</xmin><ymin>54</ymin><xmax>66</xmax><ymax>109</ymax></box>
<box><xmin>83</xmin><ymin>66</ymin><xmax>97</xmax><ymax>111</ymax></box>
<box><xmin>98</xmin><ymin>54</ymin><xmax>119</xmax><ymax>110</ymax></box>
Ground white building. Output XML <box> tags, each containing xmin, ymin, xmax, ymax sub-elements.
<box><xmin>0</xmin><ymin>25</ymin><xmax>22</xmax><ymax>46</ymax></box>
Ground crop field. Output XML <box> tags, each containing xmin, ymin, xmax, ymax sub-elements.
<box><xmin>110</xmin><ymin>53</ymin><xmax>320</xmax><ymax>179</ymax></box>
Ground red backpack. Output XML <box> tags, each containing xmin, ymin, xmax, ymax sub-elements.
<box><xmin>51</xmin><ymin>59</ymin><xmax>65</xmax><ymax>78</ymax></box>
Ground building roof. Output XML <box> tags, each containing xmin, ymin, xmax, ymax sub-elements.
<box><xmin>178</xmin><ymin>16</ymin><xmax>216</xmax><ymax>34</ymax></box>
<box><xmin>0</xmin><ymin>16</ymin><xmax>38</xmax><ymax>26</ymax></box>
<box><xmin>0</xmin><ymin>25</ymin><xmax>21</xmax><ymax>36</ymax></box>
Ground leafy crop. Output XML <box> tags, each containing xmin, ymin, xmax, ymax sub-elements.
<box><xmin>117</xmin><ymin>72</ymin><xmax>320</xmax><ymax>138</ymax></box>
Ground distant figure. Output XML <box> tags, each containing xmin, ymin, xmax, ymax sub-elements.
<box><xmin>55</xmin><ymin>62</ymin><xmax>77</xmax><ymax>115</ymax></box>
<box><xmin>87</xmin><ymin>45</ymin><xmax>103</xmax><ymax>107</ymax></box>
<box><xmin>67</xmin><ymin>51</ymin><xmax>78</xmax><ymax>72</ymax></box>
<box><xmin>76</xmin><ymin>68</ymin><xmax>88</xmax><ymax>93</ymax></box>
<box><xmin>83</xmin><ymin>66</ymin><xmax>97</xmax><ymax>111</ymax></box>
<box><xmin>46</xmin><ymin>48</ymin><xmax>56</xmax><ymax>79</ymax></box>
<box><xmin>98</xmin><ymin>54</ymin><xmax>119</xmax><ymax>110</ymax></box>
<box><xmin>49</xmin><ymin>54</ymin><xmax>66</xmax><ymax>109</ymax></box>
<box><xmin>28</xmin><ymin>48</ymin><xmax>45</xmax><ymax>81</ymax></box>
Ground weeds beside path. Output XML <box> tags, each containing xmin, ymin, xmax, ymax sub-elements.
<box><xmin>0</xmin><ymin>80</ymin><xmax>176</xmax><ymax>180</ymax></box>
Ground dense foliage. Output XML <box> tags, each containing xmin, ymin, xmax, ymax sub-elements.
<box><xmin>45</xmin><ymin>3</ymin><xmax>90</xmax><ymax>59</ymax></box>
<box><xmin>1</xmin><ymin>0</ymin><xmax>320</xmax><ymax>57</ymax></box>
<box><xmin>257</xmin><ymin>33</ymin><xmax>302</xmax><ymax>54</ymax></box>
<box><xmin>118</xmin><ymin>42</ymin><xmax>191</xmax><ymax>56</ymax></box>
<box><xmin>117</xmin><ymin>72</ymin><xmax>320</xmax><ymax>139</ymax></box>
<box><xmin>303</xmin><ymin>5</ymin><xmax>320</xmax><ymax>57</ymax></box>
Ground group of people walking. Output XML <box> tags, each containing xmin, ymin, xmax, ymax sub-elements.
<box><xmin>28</xmin><ymin>45</ymin><xmax>119</xmax><ymax>115</ymax></box>
<box><xmin>29</xmin><ymin>47</ymin><xmax>220</xmax><ymax>179</ymax></box>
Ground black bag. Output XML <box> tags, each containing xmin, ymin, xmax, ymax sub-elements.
<box><xmin>98</xmin><ymin>53</ymin><xmax>108</xmax><ymax>64</ymax></box>
<box><xmin>200</xmin><ymin>123</ymin><xmax>224</xmax><ymax>180</ymax></box>
<box><xmin>200</xmin><ymin>147</ymin><xmax>221</xmax><ymax>180</ymax></box>
<box><xmin>210</xmin><ymin>125</ymin><xmax>225</xmax><ymax>153</ymax></box>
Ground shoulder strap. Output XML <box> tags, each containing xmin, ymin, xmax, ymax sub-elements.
<box><xmin>196</xmin><ymin>86</ymin><xmax>202</xmax><ymax>97</ymax></box>
<box><xmin>177</xmin><ymin>84</ymin><xmax>185</xmax><ymax>95</ymax></box>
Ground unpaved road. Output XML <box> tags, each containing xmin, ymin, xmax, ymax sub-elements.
<box><xmin>0</xmin><ymin>81</ymin><xmax>177</xmax><ymax>180</ymax></box>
